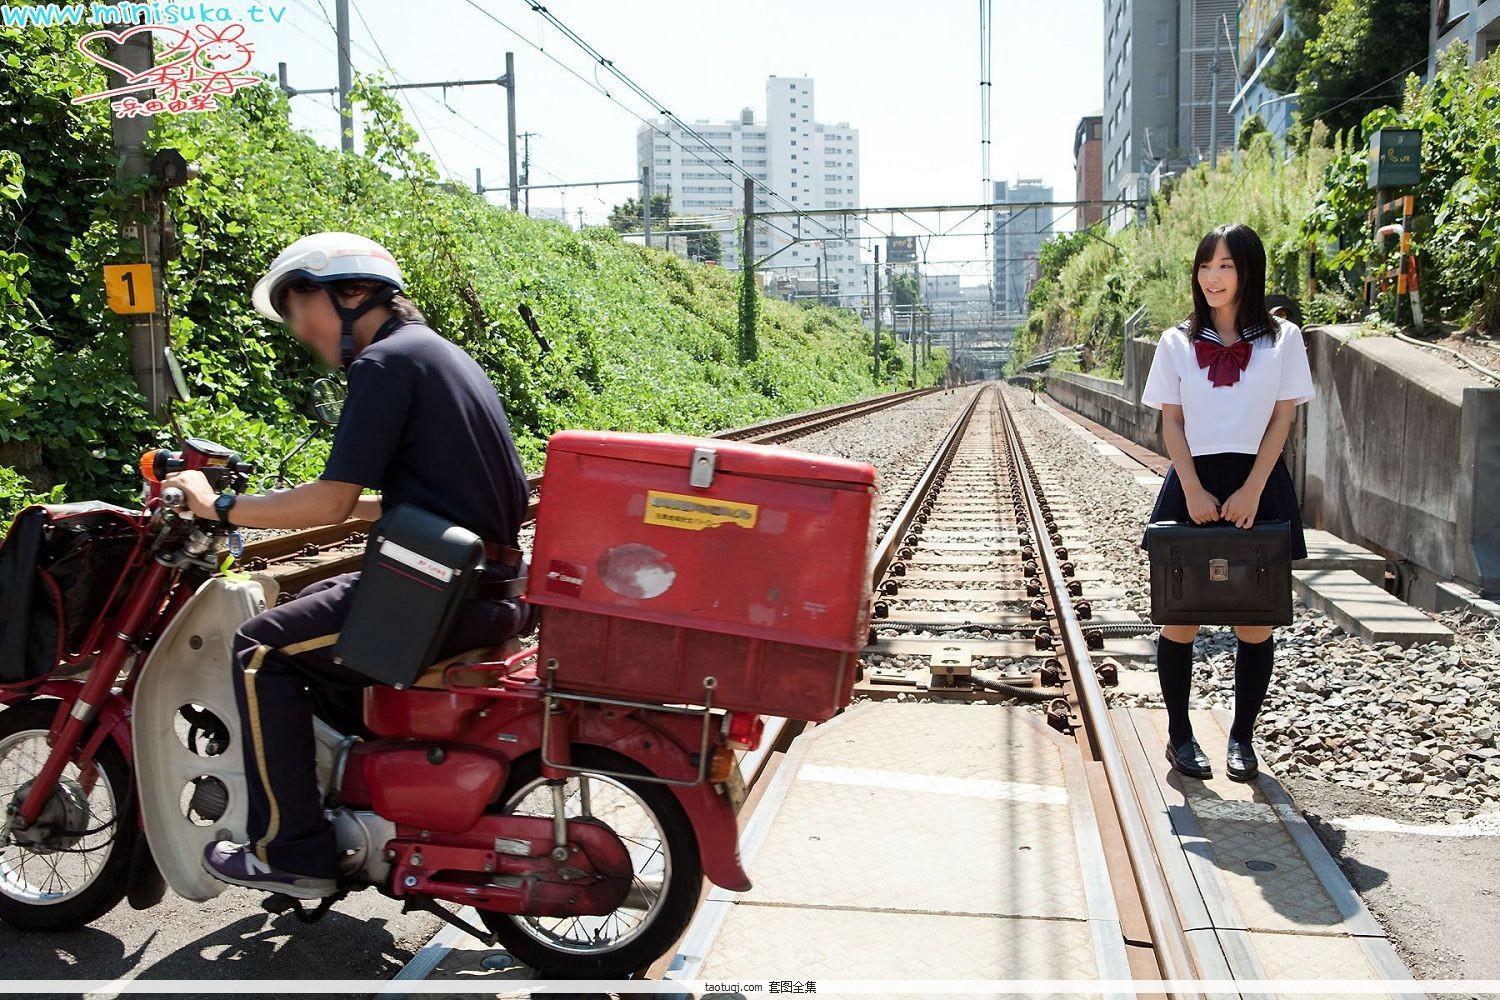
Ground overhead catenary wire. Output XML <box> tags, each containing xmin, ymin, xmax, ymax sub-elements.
<box><xmin>518</xmin><ymin>0</ymin><xmax>842</xmax><ymax>241</ymax></box>
<box><xmin>451</xmin><ymin>0</ymin><xmax>846</xmax><ymax>251</ymax></box>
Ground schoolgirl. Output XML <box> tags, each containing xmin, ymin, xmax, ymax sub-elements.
<box><xmin>1137</xmin><ymin>222</ymin><xmax>1316</xmax><ymax>782</ymax></box>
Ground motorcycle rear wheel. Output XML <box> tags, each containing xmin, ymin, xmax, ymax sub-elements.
<box><xmin>0</xmin><ymin>701</ymin><xmax>137</xmax><ymax>930</ymax></box>
<box><xmin>478</xmin><ymin>745</ymin><xmax>703</xmax><ymax>978</ymax></box>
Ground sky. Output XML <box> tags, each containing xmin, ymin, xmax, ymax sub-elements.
<box><xmin>243</xmin><ymin>0</ymin><xmax>1104</xmax><ymax>280</ymax></box>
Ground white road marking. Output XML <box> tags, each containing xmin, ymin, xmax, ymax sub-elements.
<box><xmin>797</xmin><ymin>763</ymin><xmax>1069</xmax><ymax>804</ymax></box>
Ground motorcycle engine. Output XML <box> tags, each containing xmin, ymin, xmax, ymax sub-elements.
<box><xmin>332</xmin><ymin>808</ymin><xmax>397</xmax><ymax>884</ymax></box>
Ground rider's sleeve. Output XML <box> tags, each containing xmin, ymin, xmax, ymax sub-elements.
<box><xmin>319</xmin><ymin>357</ymin><xmax>413</xmax><ymax>489</ymax></box>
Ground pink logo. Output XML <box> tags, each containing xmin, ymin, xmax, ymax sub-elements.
<box><xmin>72</xmin><ymin>23</ymin><xmax>262</xmax><ymax>118</ymax></box>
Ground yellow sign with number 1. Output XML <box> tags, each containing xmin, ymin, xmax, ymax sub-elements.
<box><xmin>104</xmin><ymin>263</ymin><xmax>155</xmax><ymax>315</ymax></box>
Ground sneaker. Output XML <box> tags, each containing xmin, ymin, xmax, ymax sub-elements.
<box><xmin>203</xmin><ymin>840</ymin><xmax>337</xmax><ymax>900</ymax></box>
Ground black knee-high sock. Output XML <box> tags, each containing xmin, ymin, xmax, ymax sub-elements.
<box><xmin>1155</xmin><ymin>634</ymin><xmax>1195</xmax><ymax>749</ymax></box>
<box><xmin>1230</xmin><ymin>635</ymin><xmax>1275</xmax><ymax>744</ymax></box>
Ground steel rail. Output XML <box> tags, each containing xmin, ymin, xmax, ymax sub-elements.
<box><xmin>995</xmin><ymin>386</ymin><xmax>1202</xmax><ymax>996</ymax></box>
<box><xmin>723</xmin><ymin>387</ymin><xmax>939</xmax><ymax>444</ymax></box>
<box><xmin>868</xmin><ymin>386</ymin><xmax>986</xmax><ymax>586</ymax></box>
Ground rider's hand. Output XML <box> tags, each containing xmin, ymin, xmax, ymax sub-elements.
<box><xmin>160</xmin><ymin>470</ymin><xmax>217</xmax><ymax>519</ymax></box>
<box><xmin>1184</xmin><ymin>485</ymin><xmax>1221</xmax><ymax>524</ymax></box>
<box><xmin>1220</xmin><ymin>484</ymin><xmax>1262</xmax><ymax>529</ymax></box>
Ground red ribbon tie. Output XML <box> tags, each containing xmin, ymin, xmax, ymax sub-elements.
<box><xmin>1194</xmin><ymin>337</ymin><xmax>1252</xmax><ymax>387</ymax></box>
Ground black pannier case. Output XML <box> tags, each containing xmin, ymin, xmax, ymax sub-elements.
<box><xmin>1</xmin><ymin>503</ymin><xmax>142</xmax><ymax>684</ymax></box>
<box><xmin>333</xmin><ymin>504</ymin><xmax>485</xmax><ymax>688</ymax></box>
<box><xmin>1145</xmin><ymin>519</ymin><xmax>1293</xmax><ymax>625</ymax></box>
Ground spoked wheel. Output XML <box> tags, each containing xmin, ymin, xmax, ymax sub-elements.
<box><xmin>0</xmin><ymin>702</ymin><xmax>137</xmax><ymax>929</ymax></box>
<box><xmin>479</xmin><ymin>745</ymin><xmax>703</xmax><ymax>977</ymax></box>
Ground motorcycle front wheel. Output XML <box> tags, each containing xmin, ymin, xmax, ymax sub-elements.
<box><xmin>0</xmin><ymin>701</ymin><xmax>138</xmax><ymax>929</ymax></box>
<box><xmin>479</xmin><ymin>744</ymin><xmax>704</xmax><ymax>978</ymax></box>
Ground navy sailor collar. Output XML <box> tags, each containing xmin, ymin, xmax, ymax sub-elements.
<box><xmin>1176</xmin><ymin>317</ymin><xmax>1277</xmax><ymax>345</ymax></box>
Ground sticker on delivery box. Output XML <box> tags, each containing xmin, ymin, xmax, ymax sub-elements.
<box><xmin>643</xmin><ymin>490</ymin><xmax>759</xmax><ymax>531</ymax></box>
<box><xmin>544</xmin><ymin>559</ymin><xmax>586</xmax><ymax>597</ymax></box>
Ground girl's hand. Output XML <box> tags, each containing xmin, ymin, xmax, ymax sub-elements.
<box><xmin>1220</xmin><ymin>484</ymin><xmax>1262</xmax><ymax>528</ymax></box>
<box><xmin>1184</xmin><ymin>485</ymin><xmax>1221</xmax><ymax>524</ymax></box>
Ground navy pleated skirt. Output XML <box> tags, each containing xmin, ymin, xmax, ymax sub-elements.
<box><xmin>1139</xmin><ymin>452</ymin><xmax>1308</xmax><ymax>561</ymax></box>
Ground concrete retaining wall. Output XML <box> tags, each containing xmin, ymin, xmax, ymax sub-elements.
<box><xmin>1038</xmin><ymin>325</ymin><xmax>1500</xmax><ymax>602</ymax></box>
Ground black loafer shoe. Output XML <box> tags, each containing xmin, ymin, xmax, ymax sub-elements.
<box><xmin>1226</xmin><ymin>739</ymin><xmax>1259</xmax><ymax>782</ymax></box>
<box><xmin>1165</xmin><ymin>739</ymin><xmax>1213</xmax><ymax>779</ymax></box>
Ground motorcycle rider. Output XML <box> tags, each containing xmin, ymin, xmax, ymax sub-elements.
<box><xmin>161</xmin><ymin>232</ymin><xmax>531</xmax><ymax>899</ymax></box>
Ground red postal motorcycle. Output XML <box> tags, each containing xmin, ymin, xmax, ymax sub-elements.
<box><xmin>1</xmin><ymin>408</ymin><xmax>876</xmax><ymax>978</ymax></box>
<box><xmin>0</xmin><ymin>434</ymin><xmax>763</xmax><ymax>977</ymax></box>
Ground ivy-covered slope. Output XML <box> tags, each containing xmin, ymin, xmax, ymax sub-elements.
<box><xmin>1013</xmin><ymin>45</ymin><xmax>1500</xmax><ymax>377</ymax></box>
<box><xmin>0</xmin><ymin>27</ymin><xmax>944</xmax><ymax>518</ymax></box>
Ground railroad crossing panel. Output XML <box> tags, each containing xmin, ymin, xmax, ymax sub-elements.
<box><xmin>1116</xmin><ymin>705</ymin><xmax>1424</xmax><ymax>999</ymax></box>
<box><xmin>669</xmin><ymin>702</ymin><xmax>1132</xmax><ymax>992</ymax></box>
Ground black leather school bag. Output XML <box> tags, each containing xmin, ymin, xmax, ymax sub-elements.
<box><xmin>1145</xmin><ymin>519</ymin><xmax>1293</xmax><ymax>625</ymax></box>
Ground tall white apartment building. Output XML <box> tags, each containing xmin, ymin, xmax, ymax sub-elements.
<box><xmin>636</xmin><ymin>76</ymin><xmax>863</xmax><ymax>305</ymax></box>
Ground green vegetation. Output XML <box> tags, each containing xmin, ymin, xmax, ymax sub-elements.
<box><xmin>1013</xmin><ymin>46</ymin><xmax>1499</xmax><ymax>375</ymax></box>
<box><xmin>1264</xmin><ymin>0</ymin><xmax>1429</xmax><ymax>137</ymax></box>
<box><xmin>0</xmin><ymin>27</ymin><xmax>944</xmax><ymax>520</ymax></box>
<box><xmin>607</xmin><ymin>192</ymin><xmax>722</xmax><ymax>262</ymax></box>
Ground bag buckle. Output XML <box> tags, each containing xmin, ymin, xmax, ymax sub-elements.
<box><xmin>1208</xmin><ymin>558</ymin><xmax>1229</xmax><ymax>582</ymax></box>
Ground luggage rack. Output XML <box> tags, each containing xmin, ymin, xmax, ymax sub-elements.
<box><xmin>538</xmin><ymin>659</ymin><xmax>721</xmax><ymax>788</ymax></box>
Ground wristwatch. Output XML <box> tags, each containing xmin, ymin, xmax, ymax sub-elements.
<box><xmin>213</xmin><ymin>491</ymin><xmax>237</xmax><ymax>528</ymax></box>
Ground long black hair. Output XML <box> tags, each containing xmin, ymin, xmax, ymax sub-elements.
<box><xmin>1187</xmin><ymin>222</ymin><xmax>1276</xmax><ymax>343</ymax></box>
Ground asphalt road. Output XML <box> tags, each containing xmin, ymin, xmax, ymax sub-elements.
<box><xmin>1</xmin><ymin>882</ymin><xmax>442</xmax><ymax>999</ymax></box>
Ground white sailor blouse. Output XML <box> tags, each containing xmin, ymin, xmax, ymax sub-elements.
<box><xmin>1140</xmin><ymin>317</ymin><xmax>1316</xmax><ymax>456</ymax></box>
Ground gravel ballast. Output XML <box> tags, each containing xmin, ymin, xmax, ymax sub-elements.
<box><xmin>999</xmin><ymin>382</ymin><xmax>1500</xmax><ymax>825</ymax></box>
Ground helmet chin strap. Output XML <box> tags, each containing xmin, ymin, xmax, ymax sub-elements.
<box><xmin>328</xmin><ymin>286</ymin><xmax>400</xmax><ymax>369</ymax></box>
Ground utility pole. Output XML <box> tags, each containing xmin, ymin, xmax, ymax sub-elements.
<box><xmin>642</xmin><ymin>166</ymin><xmax>653</xmax><ymax>248</ymax></box>
<box><xmin>577</xmin><ymin>207</ymin><xmax>585</xmax><ymax>230</ymax></box>
<box><xmin>909</xmin><ymin>306</ymin><xmax>917</xmax><ymax>389</ymax></box>
<box><xmin>815</xmin><ymin>257</ymin><xmax>823</xmax><ymax>306</ymax></box>
<box><xmin>108</xmin><ymin>23</ymin><xmax>172</xmax><ymax>417</ymax></box>
<box><xmin>743</xmin><ymin>176</ymin><xmax>755</xmax><ymax>270</ymax></box>
<box><xmin>281</xmin><ymin>50</ymin><xmax>518</xmax><ymax>202</ymax></box>
<box><xmin>873</xmin><ymin>245</ymin><xmax>882</xmax><ymax>383</ymax></box>
<box><xmin>335</xmin><ymin>0</ymin><xmax>353</xmax><ymax>153</ymax></box>
<box><xmin>1208</xmin><ymin>30</ymin><xmax>1221</xmax><ymax>166</ymax></box>
<box><xmin>520</xmin><ymin>131</ymin><xmax>537</xmax><ymax>216</ymax></box>
<box><xmin>505</xmin><ymin>51</ymin><xmax>519</xmax><ymax>210</ymax></box>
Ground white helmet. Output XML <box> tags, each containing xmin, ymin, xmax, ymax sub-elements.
<box><xmin>251</xmin><ymin>231</ymin><xmax>405</xmax><ymax>322</ymax></box>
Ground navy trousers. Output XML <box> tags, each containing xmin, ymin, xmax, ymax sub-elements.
<box><xmin>230</xmin><ymin>571</ymin><xmax>530</xmax><ymax>878</ymax></box>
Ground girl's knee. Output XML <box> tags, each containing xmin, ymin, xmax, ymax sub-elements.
<box><xmin>1160</xmin><ymin>624</ymin><xmax>1200</xmax><ymax>644</ymax></box>
<box><xmin>1234</xmin><ymin>625</ymin><xmax>1273</xmax><ymax>643</ymax></box>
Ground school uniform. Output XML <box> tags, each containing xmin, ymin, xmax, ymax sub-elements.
<box><xmin>1137</xmin><ymin>316</ymin><xmax>1316</xmax><ymax>560</ymax></box>
<box><xmin>1137</xmin><ymin>314</ymin><xmax>1317</xmax><ymax>776</ymax></box>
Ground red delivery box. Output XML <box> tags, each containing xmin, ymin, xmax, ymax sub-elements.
<box><xmin>526</xmin><ymin>430</ymin><xmax>877</xmax><ymax>722</ymax></box>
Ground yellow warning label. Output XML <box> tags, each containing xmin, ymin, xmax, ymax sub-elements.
<box><xmin>644</xmin><ymin>490</ymin><xmax>759</xmax><ymax>531</ymax></box>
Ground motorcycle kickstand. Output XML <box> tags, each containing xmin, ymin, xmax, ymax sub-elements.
<box><xmin>261</xmin><ymin>890</ymin><xmax>349</xmax><ymax>924</ymax></box>
<box><xmin>400</xmin><ymin>896</ymin><xmax>499</xmax><ymax>946</ymax></box>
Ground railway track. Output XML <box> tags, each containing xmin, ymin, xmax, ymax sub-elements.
<box><xmin>389</xmin><ymin>381</ymin><xmax>1412</xmax><ymax>991</ymax></box>
<box><xmin>239</xmin><ymin>385</ymin><xmax>942</xmax><ymax>598</ymax></box>
<box><xmin>856</xmin><ymin>383</ymin><xmax>1195</xmax><ymax>986</ymax></box>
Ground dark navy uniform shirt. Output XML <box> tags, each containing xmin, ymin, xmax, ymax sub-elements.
<box><xmin>320</xmin><ymin>320</ymin><xmax>529</xmax><ymax>547</ymax></box>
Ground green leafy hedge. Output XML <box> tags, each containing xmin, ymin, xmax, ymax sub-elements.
<box><xmin>0</xmin><ymin>27</ymin><xmax>945</xmax><ymax>520</ymax></box>
<box><xmin>1016</xmin><ymin>45</ymin><xmax>1499</xmax><ymax>374</ymax></box>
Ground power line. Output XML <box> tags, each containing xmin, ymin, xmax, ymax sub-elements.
<box><xmin>292</xmin><ymin>0</ymin><xmax>512</xmax><ymax>177</ymax></box>
<box><xmin>452</xmin><ymin>0</ymin><xmax>846</xmax><ymax>254</ymax></box>
<box><xmin>347</xmin><ymin>0</ymin><xmax>454</xmax><ymax>178</ymax></box>
<box><xmin>517</xmin><ymin>0</ymin><xmax>838</xmax><ymax>239</ymax></box>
